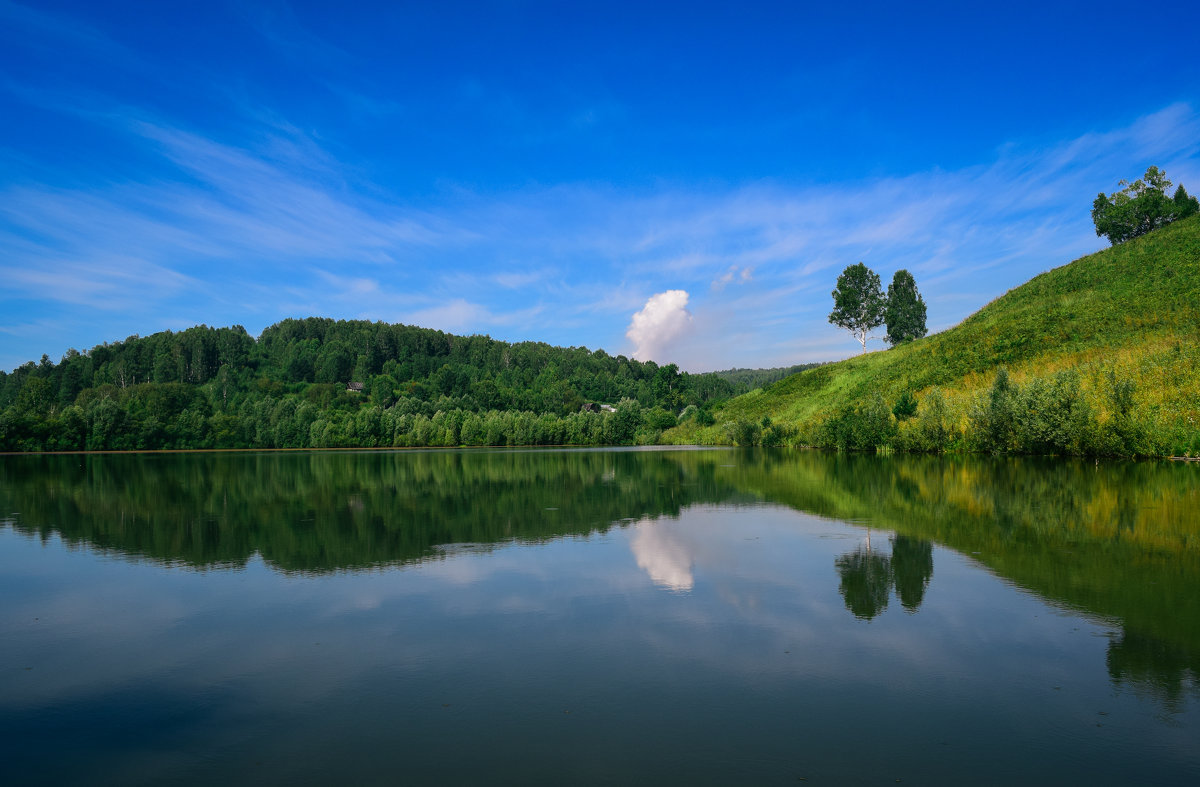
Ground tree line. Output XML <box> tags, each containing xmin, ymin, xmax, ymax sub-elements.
<box><xmin>0</xmin><ymin>318</ymin><xmax>739</xmax><ymax>451</ymax></box>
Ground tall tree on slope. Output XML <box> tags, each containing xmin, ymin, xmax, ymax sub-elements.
<box><xmin>829</xmin><ymin>262</ymin><xmax>885</xmax><ymax>353</ymax></box>
<box><xmin>884</xmin><ymin>269</ymin><xmax>928</xmax><ymax>346</ymax></box>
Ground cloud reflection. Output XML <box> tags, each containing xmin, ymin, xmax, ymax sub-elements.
<box><xmin>630</xmin><ymin>517</ymin><xmax>694</xmax><ymax>592</ymax></box>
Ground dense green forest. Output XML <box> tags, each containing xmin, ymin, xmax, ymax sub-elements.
<box><xmin>0</xmin><ymin>318</ymin><xmax>739</xmax><ymax>451</ymax></box>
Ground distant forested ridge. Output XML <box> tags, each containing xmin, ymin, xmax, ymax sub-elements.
<box><xmin>710</xmin><ymin>363</ymin><xmax>824</xmax><ymax>392</ymax></box>
<box><xmin>0</xmin><ymin>318</ymin><xmax>743</xmax><ymax>451</ymax></box>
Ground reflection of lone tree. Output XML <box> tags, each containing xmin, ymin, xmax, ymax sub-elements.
<box><xmin>835</xmin><ymin>539</ymin><xmax>893</xmax><ymax>620</ymax></box>
<box><xmin>836</xmin><ymin>534</ymin><xmax>935</xmax><ymax>620</ymax></box>
<box><xmin>891</xmin><ymin>536</ymin><xmax>933</xmax><ymax>612</ymax></box>
<box><xmin>1106</xmin><ymin>630</ymin><xmax>1198</xmax><ymax>712</ymax></box>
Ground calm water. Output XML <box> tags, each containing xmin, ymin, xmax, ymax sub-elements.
<box><xmin>1</xmin><ymin>448</ymin><xmax>1197</xmax><ymax>785</ymax></box>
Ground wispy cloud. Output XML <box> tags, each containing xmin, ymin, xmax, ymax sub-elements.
<box><xmin>712</xmin><ymin>265</ymin><xmax>753</xmax><ymax>290</ymax></box>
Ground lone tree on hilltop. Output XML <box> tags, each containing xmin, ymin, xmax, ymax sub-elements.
<box><xmin>829</xmin><ymin>262</ymin><xmax>885</xmax><ymax>353</ymax></box>
<box><xmin>1092</xmin><ymin>166</ymin><xmax>1199</xmax><ymax>245</ymax></box>
<box><xmin>884</xmin><ymin>269</ymin><xmax>927</xmax><ymax>346</ymax></box>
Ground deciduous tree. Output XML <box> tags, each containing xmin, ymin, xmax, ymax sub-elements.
<box><xmin>829</xmin><ymin>262</ymin><xmax>885</xmax><ymax>353</ymax></box>
<box><xmin>1092</xmin><ymin>166</ymin><xmax>1199</xmax><ymax>245</ymax></box>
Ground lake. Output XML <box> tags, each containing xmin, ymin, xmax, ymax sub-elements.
<box><xmin>2</xmin><ymin>448</ymin><xmax>1198</xmax><ymax>785</ymax></box>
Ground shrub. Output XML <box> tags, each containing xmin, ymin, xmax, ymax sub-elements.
<box><xmin>860</xmin><ymin>392</ymin><xmax>897</xmax><ymax>447</ymax></box>
<box><xmin>912</xmin><ymin>388</ymin><xmax>958</xmax><ymax>452</ymax></box>
<box><xmin>643</xmin><ymin>407</ymin><xmax>678</xmax><ymax>431</ymax></box>
<box><xmin>761</xmin><ymin>422</ymin><xmax>796</xmax><ymax>447</ymax></box>
<box><xmin>970</xmin><ymin>369</ymin><xmax>1019</xmax><ymax>453</ymax></box>
<box><xmin>815</xmin><ymin>392</ymin><xmax>896</xmax><ymax>451</ymax></box>
<box><xmin>892</xmin><ymin>390</ymin><xmax>918</xmax><ymax>421</ymax></box>
<box><xmin>1017</xmin><ymin>370</ymin><xmax>1094</xmax><ymax>455</ymax></box>
<box><xmin>725</xmin><ymin>419</ymin><xmax>762</xmax><ymax>446</ymax></box>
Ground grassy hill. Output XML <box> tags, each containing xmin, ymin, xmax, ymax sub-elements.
<box><xmin>667</xmin><ymin>214</ymin><xmax>1200</xmax><ymax>456</ymax></box>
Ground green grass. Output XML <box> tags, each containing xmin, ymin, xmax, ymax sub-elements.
<box><xmin>667</xmin><ymin>215</ymin><xmax>1200</xmax><ymax>455</ymax></box>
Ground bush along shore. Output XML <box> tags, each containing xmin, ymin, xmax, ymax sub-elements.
<box><xmin>805</xmin><ymin>366</ymin><xmax>1185</xmax><ymax>457</ymax></box>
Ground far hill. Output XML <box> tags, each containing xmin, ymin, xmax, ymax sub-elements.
<box><xmin>707</xmin><ymin>363</ymin><xmax>824</xmax><ymax>393</ymax></box>
<box><xmin>668</xmin><ymin>214</ymin><xmax>1200</xmax><ymax>456</ymax></box>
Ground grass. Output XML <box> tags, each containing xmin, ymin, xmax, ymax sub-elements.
<box><xmin>667</xmin><ymin>214</ymin><xmax>1200</xmax><ymax>455</ymax></box>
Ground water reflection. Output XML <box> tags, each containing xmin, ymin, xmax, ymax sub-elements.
<box><xmin>892</xmin><ymin>536</ymin><xmax>934</xmax><ymax>612</ymax></box>
<box><xmin>1</xmin><ymin>448</ymin><xmax>1197</xmax><ymax>706</ymax></box>
<box><xmin>834</xmin><ymin>535</ymin><xmax>893</xmax><ymax>620</ymax></box>
<box><xmin>834</xmin><ymin>534</ymin><xmax>935</xmax><ymax>620</ymax></box>
<box><xmin>3</xmin><ymin>448</ymin><xmax>1200</xmax><ymax>784</ymax></box>
<box><xmin>630</xmin><ymin>517</ymin><xmax>694</xmax><ymax>591</ymax></box>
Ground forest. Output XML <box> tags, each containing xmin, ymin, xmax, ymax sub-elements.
<box><xmin>0</xmin><ymin>318</ymin><xmax>740</xmax><ymax>451</ymax></box>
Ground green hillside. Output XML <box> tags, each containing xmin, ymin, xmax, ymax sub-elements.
<box><xmin>668</xmin><ymin>214</ymin><xmax>1200</xmax><ymax>456</ymax></box>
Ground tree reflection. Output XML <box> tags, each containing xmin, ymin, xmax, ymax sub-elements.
<box><xmin>835</xmin><ymin>533</ymin><xmax>934</xmax><ymax>619</ymax></box>
<box><xmin>0</xmin><ymin>449</ymin><xmax>742</xmax><ymax>572</ymax></box>
<box><xmin>1107</xmin><ymin>631</ymin><xmax>1199</xmax><ymax>711</ymax></box>
<box><xmin>835</xmin><ymin>533</ymin><xmax>893</xmax><ymax>620</ymax></box>
<box><xmin>891</xmin><ymin>535</ymin><xmax>933</xmax><ymax>612</ymax></box>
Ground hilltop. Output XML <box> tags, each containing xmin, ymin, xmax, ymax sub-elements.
<box><xmin>668</xmin><ymin>214</ymin><xmax>1200</xmax><ymax>456</ymax></box>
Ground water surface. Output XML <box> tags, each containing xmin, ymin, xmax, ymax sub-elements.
<box><xmin>2</xmin><ymin>449</ymin><xmax>1197</xmax><ymax>784</ymax></box>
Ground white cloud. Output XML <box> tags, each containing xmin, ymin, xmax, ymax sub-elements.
<box><xmin>625</xmin><ymin>290</ymin><xmax>694</xmax><ymax>363</ymax></box>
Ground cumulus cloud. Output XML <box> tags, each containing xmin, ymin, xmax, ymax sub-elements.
<box><xmin>625</xmin><ymin>289</ymin><xmax>693</xmax><ymax>362</ymax></box>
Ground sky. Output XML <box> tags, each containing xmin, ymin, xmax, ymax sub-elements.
<box><xmin>2</xmin><ymin>0</ymin><xmax>1199</xmax><ymax>373</ymax></box>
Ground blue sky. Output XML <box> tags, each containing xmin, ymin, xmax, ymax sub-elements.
<box><xmin>2</xmin><ymin>0</ymin><xmax>1198</xmax><ymax>373</ymax></box>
